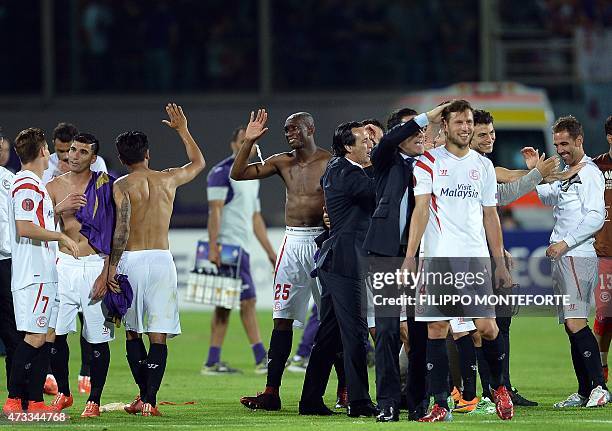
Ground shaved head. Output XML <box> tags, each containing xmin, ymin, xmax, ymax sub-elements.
<box><xmin>286</xmin><ymin>112</ymin><xmax>314</xmax><ymax>127</ymax></box>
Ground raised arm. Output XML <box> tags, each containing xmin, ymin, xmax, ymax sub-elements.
<box><xmin>496</xmin><ymin>170</ymin><xmax>543</xmax><ymax>206</ymax></box>
<box><xmin>230</xmin><ymin>109</ymin><xmax>279</xmax><ymax>180</ymax></box>
<box><xmin>496</xmin><ymin>147</ymin><xmax>550</xmax><ymax>183</ymax></box>
<box><xmin>162</xmin><ymin>103</ymin><xmax>206</xmax><ymax>187</ymax></box>
<box><xmin>495</xmin><ymin>166</ymin><xmax>530</xmax><ymax>183</ymax></box>
<box><xmin>496</xmin><ymin>153</ymin><xmax>558</xmax><ymax>205</ymax></box>
<box><xmin>372</xmin><ymin>116</ymin><xmax>425</xmax><ymax>169</ymax></box>
<box><xmin>372</xmin><ymin>103</ymin><xmax>449</xmax><ymax>170</ymax></box>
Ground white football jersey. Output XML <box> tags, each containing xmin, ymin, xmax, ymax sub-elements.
<box><xmin>9</xmin><ymin>170</ymin><xmax>58</xmax><ymax>291</ymax></box>
<box><xmin>413</xmin><ymin>147</ymin><xmax>497</xmax><ymax>257</ymax></box>
<box><xmin>536</xmin><ymin>155</ymin><xmax>605</xmax><ymax>257</ymax></box>
<box><xmin>0</xmin><ymin>166</ymin><xmax>15</xmax><ymax>259</ymax></box>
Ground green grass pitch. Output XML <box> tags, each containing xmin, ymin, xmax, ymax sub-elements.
<box><xmin>1</xmin><ymin>311</ymin><xmax>610</xmax><ymax>429</ymax></box>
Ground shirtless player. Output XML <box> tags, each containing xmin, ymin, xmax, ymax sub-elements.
<box><xmin>232</xmin><ymin>109</ymin><xmax>331</xmax><ymax>411</ymax></box>
<box><xmin>46</xmin><ymin>133</ymin><xmax>114</xmax><ymax>417</ymax></box>
<box><xmin>106</xmin><ymin>103</ymin><xmax>205</xmax><ymax>417</ymax></box>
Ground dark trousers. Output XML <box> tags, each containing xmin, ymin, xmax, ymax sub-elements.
<box><xmin>405</xmin><ymin>316</ymin><xmax>428</xmax><ymax>412</ymax></box>
<box><xmin>301</xmin><ymin>269</ymin><xmax>370</xmax><ymax>405</ymax></box>
<box><xmin>374</xmin><ymin>313</ymin><xmax>401</xmax><ymax>409</ymax></box>
<box><xmin>373</xmin><ymin>253</ymin><xmax>427</xmax><ymax>414</ymax></box>
<box><xmin>0</xmin><ymin>259</ymin><xmax>23</xmax><ymax>390</ymax></box>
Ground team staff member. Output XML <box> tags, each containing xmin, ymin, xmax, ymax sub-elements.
<box><xmin>363</xmin><ymin>103</ymin><xmax>448</xmax><ymax>422</ymax></box>
<box><xmin>300</xmin><ymin>121</ymin><xmax>377</xmax><ymax>417</ymax></box>
<box><xmin>202</xmin><ymin>126</ymin><xmax>275</xmax><ymax>375</ymax></box>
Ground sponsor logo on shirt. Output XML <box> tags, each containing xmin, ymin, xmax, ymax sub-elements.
<box><xmin>36</xmin><ymin>316</ymin><xmax>48</xmax><ymax>327</ymax></box>
<box><xmin>561</xmin><ymin>174</ymin><xmax>581</xmax><ymax>192</ymax></box>
<box><xmin>439</xmin><ymin>169</ymin><xmax>449</xmax><ymax>176</ymax></box>
<box><xmin>440</xmin><ymin>183</ymin><xmax>480</xmax><ymax>199</ymax></box>
<box><xmin>22</xmin><ymin>198</ymin><xmax>34</xmax><ymax>211</ymax></box>
<box><xmin>602</xmin><ymin>170</ymin><xmax>612</xmax><ymax>190</ymax></box>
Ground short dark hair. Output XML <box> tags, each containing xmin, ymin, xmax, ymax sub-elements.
<box><xmin>115</xmin><ymin>131</ymin><xmax>149</xmax><ymax>165</ymax></box>
<box><xmin>53</xmin><ymin>122</ymin><xmax>78</xmax><ymax>143</ymax></box>
<box><xmin>442</xmin><ymin>99</ymin><xmax>473</xmax><ymax>123</ymax></box>
<box><xmin>473</xmin><ymin>109</ymin><xmax>494</xmax><ymax>126</ymax></box>
<box><xmin>552</xmin><ymin>115</ymin><xmax>583</xmax><ymax>140</ymax></box>
<box><xmin>361</xmin><ymin>118</ymin><xmax>385</xmax><ymax>132</ymax></box>
<box><xmin>230</xmin><ymin>126</ymin><xmax>246</xmax><ymax>143</ymax></box>
<box><xmin>15</xmin><ymin>128</ymin><xmax>46</xmax><ymax>164</ymax></box>
<box><xmin>73</xmin><ymin>132</ymin><xmax>100</xmax><ymax>155</ymax></box>
<box><xmin>332</xmin><ymin>121</ymin><xmax>362</xmax><ymax>157</ymax></box>
<box><xmin>605</xmin><ymin>115</ymin><xmax>612</xmax><ymax>136</ymax></box>
<box><xmin>387</xmin><ymin>108</ymin><xmax>418</xmax><ymax>130</ymax></box>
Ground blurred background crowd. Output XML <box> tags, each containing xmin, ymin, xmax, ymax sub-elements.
<box><xmin>0</xmin><ymin>0</ymin><xmax>610</xmax><ymax>227</ymax></box>
<box><xmin>0</xmin><ymin>0</ymin><xmax>610</xmax><ymax>94</ymax></box>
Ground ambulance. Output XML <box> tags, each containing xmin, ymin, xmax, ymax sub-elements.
<box><xmin>393</xmin><ymin>82</ymin><xmax>556</xmax><ymax>228</ymax></box>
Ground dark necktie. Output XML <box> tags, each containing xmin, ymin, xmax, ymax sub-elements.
<box><xmin>400</xmin><ymin>157</ymin><xmax>415</xmax><ymax>245</ymax></box>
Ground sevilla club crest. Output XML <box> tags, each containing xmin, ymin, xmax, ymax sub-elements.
<box><xmin>22</xmin><ymin>198</ymin><xmax>34</xmax><ymax>211</ymax></box>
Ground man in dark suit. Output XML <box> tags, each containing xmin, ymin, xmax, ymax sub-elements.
<box><xmin>299</xmin><ymin>121</ymin><xmax>377</xmax><ymax>417</ymax></box>
<box><xmin>363</xmin><ymin>103</ymin><xmax>448</xmax><ymax>421</ymax></box>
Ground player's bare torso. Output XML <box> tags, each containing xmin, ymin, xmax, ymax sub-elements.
<box><xmin>47</xmin><ymin>173</ymin><xmax>96</xmax><ymax>256</ymax></box>
<box><xmin>115</xmin><ymin>169</ymin><xmax>177</xmax><ymax>251</ymax></box>
<box><xmin>273</xmin><ymin>148</ymin><xmax>330</xmax><ymax>227</ymax></box>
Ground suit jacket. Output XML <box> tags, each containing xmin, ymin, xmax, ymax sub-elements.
<box><xmin>363</xmin><ymin>118</ymin><xmax>422</xmax><ymax>257</ymax></box>
<box><xmin>317</xmin><ymin>157</ymin><xmax>376</xmax><ymax>279</ymax></box>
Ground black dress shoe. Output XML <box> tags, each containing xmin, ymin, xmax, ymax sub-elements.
<box><xmin>347</xmin><ymin>402</ymin><xmax>379</xmax><ymax>417</ymax></box>
<box><xmin>299</xmin><ymin>401</ymin><xmax>334</xmax><ymax>416</ymax></box>
<box><xmin>408</xmin><ymin>398</ymin><xmax>429</xmax><ymax>421</ymax></box>
<box><xmin>510</xmin><ymin>387</ymin><xmax>538</xmax><ymax>406</ymax></box>
<box><xmin>376</xmin><ymin>406</ymin><xmax>399</xmax><ymax>422</ymax></box>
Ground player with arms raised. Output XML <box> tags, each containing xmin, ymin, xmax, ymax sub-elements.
<box><xmin>232</xmin><ymin>109</ymin><xmax>332</xmax><ymax>411</ymax></box>
<box><xmin>106</xmin><ymin>103</ymin><xmax>205</xmax><ymax>417</ymax></box>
